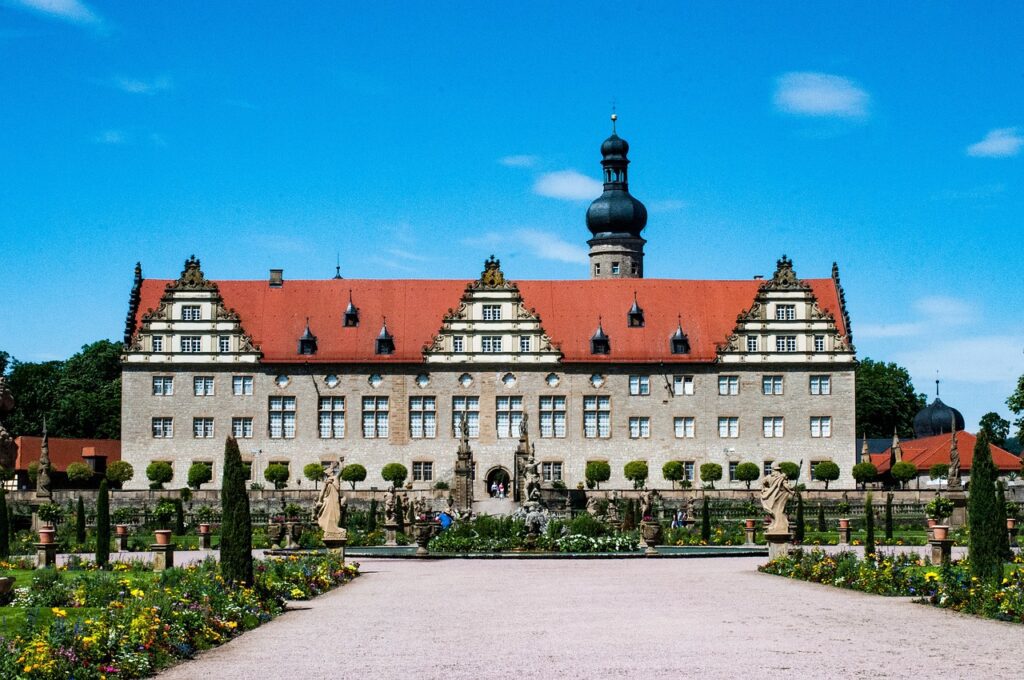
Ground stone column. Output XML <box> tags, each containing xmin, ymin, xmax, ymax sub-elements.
<box><xmin>151</xmin><ymin>544</ymin><xmax>175</xmax><ymax>571</ymax></box>
<box><xmin>838</xmin><ymin>519</ymin><xmax>852</xmax><ymax>545</ymax></box>
<box><xmin>35</xmin><ymin>542</ymin><xmax>58</xmax><ymax>569</ymax></box>
<box><xmin>744</xmin><ymin>519</ymin><xmax>757</xmax><ymax>546</ymax></box>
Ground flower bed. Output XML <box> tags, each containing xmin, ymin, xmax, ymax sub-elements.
<box><xmin>0</xmin><ymin>553</ymin><xmax>358</xmax><ymax>678</ymax></box>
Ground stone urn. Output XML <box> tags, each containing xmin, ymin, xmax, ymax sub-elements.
<box><xmin>115</xmin><ymin>524</ymin><xmax>129</xmax><ymax>537</ymax></box>
<box><xmin>413</xmin><ymin>520</ymin><xmax>440</xmax><ymax>557</ymax></box>
<box><xmin>198</xmin><ymin>523</ymin><xmax>211</xmax><ymax>536</ymax></box>
<box><xmin>926</xmin><ymin>518</ymin><xmax>937</xmax><ymax>529</ymax></box>
<box><xmin>0</xmin><ymin>576</ymin><xmax>14</xmax><ymax>598</ymax></box>
<box><xmin>154</xmin><ymin>529</ymin><xmax>173</xmax><ymax>546</ymax></box>
<box><xmin>640</xmin><ymin>520</ymin><xmax>662</xmax><ymax>556</ymax></box>
<box><xmin>932</xmin><ymin>525</ymin><xmax>950</xmax><ymax>541</ymax></box>
<box><xmin>1008</xmin><ymin>517</ymin><xmax>1018</xmax><ymax>531</ymax></box>
<box><xmin>744</xmin><ymin>518</ymin><xmax>756</xmax><ymax>530</ymax></box>
<box><xmin>838</xmin><ymin>518</ymin><xmax>850</xmax><ymax>530</ymax></box>
<box><xmin>38</xmin><ymin>527</ymin><xmax>55</xmax><ymax>545</ymax></box>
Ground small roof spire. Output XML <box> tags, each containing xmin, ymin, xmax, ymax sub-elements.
<box><xmin>333</xmin><ymin>253</ymin><xmax>343</xmax><ymax>280</ymax></box>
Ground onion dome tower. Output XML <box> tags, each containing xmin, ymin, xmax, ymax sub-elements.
<box><xmin>586</xmin><ymin>114</ymin><xmax>648</xmax><ymax>279</ymax></box>
<box><xmin>913</xmin><ymin>397</ymin><xmax>965</xmax><ymax>438</ymax></box>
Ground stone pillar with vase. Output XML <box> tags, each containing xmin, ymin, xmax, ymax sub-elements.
<box><xmin>744</xmin><ymin>518</ymin><xmax>757</xmax><ymax>546</ymax></box>
<box><xmin>35</xmin><ymin>526</ymin><xmax>57</xmax><ymax>569</ymax></box>
<box><xmin>838</xmin><ymin>518</ymin><xmax>852</xmax><ymax>545</ymax></box>
<box><xmin>115</xmin><ymin>524</ymin><xmax>130</xmax><ymax>551</ymax></box>
<box><xmin>152</xmin><ymin>529</ymin><xmax>175</xmax><ymax>571</ymax></box>
<box><xmin>198</xmin><ymin>523</ymin><xmax>212</xmax><ymax>550</ymax></box>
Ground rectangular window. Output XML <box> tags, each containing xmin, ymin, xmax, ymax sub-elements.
<box><xmin>482</xmin><ymin>304</ymin><xmax>501</xmax><ymax>321</ymax></box>
<box><xmin>674</xmin><ymin>417</ymin><xmax>695</xmax><ymax>438</ymax></box>
<box><xmin>219</xmin><ymin>336</ymin><xmax>231</xmax><ymax>353</ymax></box>
<box><xmin>583</xmin><ymin>395</ymin><xmax>611</xmax><ymax>438</ymax></box>
<box><xmin>412</xmin><ymin>461</ymin><xmax>434</xmax><ymax>482</ymax></box>
<box><xmin>814</xmin><ymin>335</ymin><xmax>826</xmax><ymax>352</ymax></box>
<box><xmin>762</xmin><ymin>375</ymin><xmax>783</xmax><ymax>395</ymax></box>
<box><xmin>776</xmin><ymin>336</ymin><xmax>797</xmax><ymax>352</ymax></box>
<box><xmin>763</xmin><ymin>460</ymin><xmax>774</xmax><ymax>478</ymax></box>
<box><xmin>268</xmin><ymin>396</ymin><xmax>296</xmax><ymax>439</ymax></box>
<box><xmin>232</xmin><ymin>376</ymin><xmax>254</xmax><ymax>396</ymax></box>
<box><xmin>319</xmin><ymin>397</ymin><xmax>346</xmax><ymax>438</ymax></box>
<box><xmin>519</xmin><ymin>336</ymin><xmax>530</xmax><ymax>353</ymax></box>
<box><xmin>729</xmin><ymin>461</ymin><xmax>739</xmax><ymax>481</ymax></box>
<box><xmin>718</xmin><ymin>375</ymin><xmax>739</xmax><ymax>396</ymax></box>
<box><xmin>810</xmin><ymin>375</ymin><xmax>832</xmax><ymax>395</ymax></box>
<box><xmin>181</xmin><ymin>305</ymin><xmax>201</xmax><ymax>321</ymax></box>
<box><xmin>746</xmin><ymin>336</ymin><xmax>758</xmax><ymax>352</ymax></box>
<box><xmin>180</xmin><ymin>336</ymin><xmax>202</xmax><ymax>353</ymax></box>
<box><xmin>810</xmin><ymin>462</ymin><xmax>824</xmax><ymax>481</ymax></box>
<box><xmin>232</xmin><ymin>417</ymin><xmax>254</xmax><ymax>438</ymax></box>
<box><xmin>539</xmin><ymin>396</ymin><xmax>566</xmax><ymax>438</ymax></box>
<box><xmin>775</xmin><ymin>304</ymin><xmax>796</xmax><ymax>321</ymax></box>
<box><xmin>193</xmin><ymin>376</ymin><xmax>215</xmax><ymax>396</ymax></box>
<box><xmin>152</xmin><ymin>376</ymin><xmax>174</xmax><ymax>396</ymax></box>
<box><xmin>718</xmin><ymin>417</ymin><xmax>739</xmax><ymax>438</ymax></box>
<box><xmin>542</xmin><ymin>461</ymin><xmax>563</xmax><ymax>482</ymax></box>
<box><xmin>496</xmin><ymin>396</ymin><xmax>523</xmax><ymax>438</ymax></box>
<box><xmin>452</xmin><ymin>396</ymin><xmax>480</xmax><ymax>437</ymax></box>
<box><xmin>594</xmin><ymin>263</ymin><xmax>601</xmax><ymax>276</ymax></box>
<box><xmin>682</xmin><ymin>461</ymin><xmax>695</xmax><ymax>482</ymax></box>
<box><xmin>629</xmin><ymin>375</ymin><xmax>650</xmax><ymax>396</ymax></box>
<box><xmin>362</xmin><ymin>397</ymin><xmax>390</xmax><ymax>438</ymax></box>
<box><xmin>673</xmin><ymin>375</ymin><xmax>695</xmax><ymax>396</ymax></box>
<box><xmin>762</xmin><ymin>416</ymin><xmax>784</xmax><ymax>438</ymax></box>
<box><xmin>193</xmin><ymin>417</ymin><xmax>214</xmax><ymax>438</ymax></box>
<box><xmin>629</xmin><ymin>416</ymin><xmax>650</xmax><ymax>439</ymax></box>
<box><xmin>481</xmin><ymin>336</ymin><xmax>502</xmax><ymax>353</ymax></box>
<box><xmin>453</xmin><ymin>336</ymin><xmax>465</xmax><ymax>353</ymax></box>
<box><xmin>810</xmin><ymin>416</ymin><xmax>832</xmax><ymax>438</ymax></box>
<box><xmin>611</xmin><ymin>262</ymin><xmax>620</xmax><ymax>275</ymax></box>
<box><xmin>409</xmin><ymin>396</ymin><xmax>436</xmax><ymax>439</ymax></box>
<box><xmin>151</xmin><ymin>417</ymin><xmax>173</xmax><ymax>438</ymax></box>
<box><xmin>152</xmin><ymin>336</ymin><xmax>163</xmax><ymax>352</ymax></box>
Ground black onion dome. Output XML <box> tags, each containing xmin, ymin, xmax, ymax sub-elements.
<box><xmin>913</xmin><ymin>398</ymin><xmax>965</xmax><ymax>438</ymax></box>
<box><xmin>586</xmin><ymin>127</ymin><xmax>647</xmax><ymax>239</ymax></box>
<box><xmin>600</xmin><ymin>133</ymin><xmax>629</xmax><ymax>159</ymax></box>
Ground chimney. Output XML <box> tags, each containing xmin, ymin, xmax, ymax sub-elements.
<box><xmin>269</xmin><ymin>269</ymin><xmax>284</xmax><ymax>287</ymax></box>
<box><xmin>81</xmin><ymin>446</ymin><xmax>108</xmax><ymax>474</ymax></box>
<box><xmin>753</xmin><ymin>275</ymin><xmax>764</xmax><ymax>280</ymax></box>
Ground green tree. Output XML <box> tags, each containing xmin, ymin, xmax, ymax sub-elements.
<box><xmin>864</xmin><ymin>492</ymin><xmax>876</xmax><ymax>557</ymax></box>
<box><xmin>585</xmin><ymin>461</ymin><xmax>611</xmax><ymax>489</ymax></box>
<box><xmin>264</xmin><ymin>463</ymin><xmax>290</xmax><ymax>490</ymax></box>
<box><xmin>173</xmin><ymin>498</ymin><xmax>185</xmax><ymax>534</ymax></box>
<box><xmin>220</xmin><ymin>436</ymin><xmax>254</xmax><ymax>586</ymax></box>
<box><xmin>817</xmin><ymin>502</ymin><xmax>826</xmax><ymax>532</ymax></box>
<box><xmin>890</xmin><ymin>461</ymin><xmax>917</xmax><ymax>489</ymax></box>
<box><xmin>968</xmin><ymin>432</ymin><xmax>1003</xmax><ymax>581</ymax></box>
<box><xmin>735</xmin><ymin>462</ymin><xmax>760</xmax><ymax>489</ymax></box>
<box><xmin>341</xmin><ymin>463</ymin><xmax>367</xmax><ymax>490</ymax></box>
<box><xmin>700</xmin><ymin>463</ymin><xmax>723</xmax><ymax>489</ymax></box>
<box><xmin>813</xmin><ymin>461</ymin><xmax>840</xmax><ymax>489</ymax></box>
<box><xmin>303</xmin><ymin>463</ymin><xmax>326</xmax><ymax>489</ymax></box>
<box><xmin>105</xmin><ymin>461</ymin><xmax>134</xmax><ymax>488</ymax></box>
<box><xmin>1008</xmin><ymin>375</ymin><xmax>1024</xmax><ymax>443</ymax></box>
<box><xmin>662</xmin><ymin>461</ymin><xmax>684</xmax><ymax>489</ymax></box>
<box><xmin>75</xmin><ymin>496</ymin><xmax>86</xmax><ymax>544</ymax></box>
<box><xmin>395</xmin><ymin>495</ymin><xmax>405</xmax><ymax>533</ymax></box>
<box><xmin>996</xmin><ymin>481</ymin><xmax>1012</xmax><ymax>561</ymax></box>
<box><xmin>0</xmin><ymin>488</ymin><xmax>9</xmax><ymax>559</ymax></box>
<box><xmin>851</xmin><ymin>462</ymin><xmax>877</xmax><ymax>490</ymax></box>
<box><xmin>381</xmin><ymin>463</ymin><xmax>408</xmax><ymax>487</ymax></box>
<box><xmin>95</xmin><ymin>480</ymin><xmax>110</xmax><ymax>567</ymax></box>
<box><xmin>622</xmin><ymin>499</ymin><xmax>636</xmax><ymax>531</ymax></box>
<box><xmin>884</xmin><ymin>493</ymin><xmax>894</xmax><ymax>540</ymax></box>
<box><xmin>700</xmin><ymin>499</ymin><xmax>711</xmax><ymax>541</ymax></box>
<box><xmin>65</xmin><ymin>462</ymin><xmax>93</xmax><ymax>487</ymax></box>
<box><xmin>146</xmin><ymin>461</ymin><xmax>173</xmax><ymax>490</ymax></box>
<box><xmin>794</xmin><ymin>494</ymin><xmax>804</xmax><ymax>543</ymax></box>
<box><xmin>978</xmin><ymin>412</ymin><xmax>1010</xmax><ymax>447</ymax></box>
<box><xmin>187</xmin><ymin>462</ymin><xmax>213</xmax><ymax>490</ymax></box>
<box><xmin>366</xmin><ymin>498</ymin><xmax>378</xmax><ymax>531</ymax></box>
<box><xmin>855</xmin><ymin>358</ymin><xmax>926</xmax><ymax>438</ymax></box>
<box><xmin>623</xmin><ymin>460</ymin><xmax>649</xmax><ymax>489</ymax></box>
<box><xmin>778</xmin><ymin>462</ymin><xmax>800</xmax><ymax>481</ymax></box>
<box><xmin>929</xmin><ymin>464</ymin><xmax>949</xmax><ymax>482</ymax></box>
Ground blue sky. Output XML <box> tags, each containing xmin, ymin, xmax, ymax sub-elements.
<box><xmin>1</xmin><ymin>1</ymin><xmax>1022</xmax><ymax>429</ymax></box>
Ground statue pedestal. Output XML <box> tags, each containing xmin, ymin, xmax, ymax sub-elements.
<box><xmin>929</xmin><ymin>538</ymin><xmax>953</xmax><ymax>565</ymax></box>
<box><xmin>383</xmin><ymin>522</ymin><xmax>399</xmax><ymax>547</ymax></box>
<box><xmin>743</xmin><ymin>520</ymin><xmax>757</xmax><ymax>546</ymax></box>
<box><xmin>838</xmin><ymin>520</ymin><xmax>852</xmax><ymax>545</ymax></box>
<box><xmin>765</xmin><ymin>531</ymin><xmax>793</xmax><ymax>561</ymax></box>
<box><xmin>35</xmin><ymin>542</ymin><xmax>57</xmax><ymax>569</ymax></box>
<box><xmin>117</xmin><ymin>534</ymin><xmax>130</xmax><ymax>552</ymax></box>
<box><xmin>947</xmin><ymin>491</ymin><xmax>967</xmax><ymax>529</ymax></box>
<box><xmin>199</xmin><ymin>533</ymin><xmax>212</xmax><ymax>550</ymax></box>
<box><xmin>323</xmin><ymin>529</ymin><xmax>347</xmax><ymax>561</ymax></box>
<box><xmin>151</xmin><ymin>544</ymin><xmax>175</xmax><ymax>572</ymax></box>
<box><xmin>640</xmin><ymin>520</ymin><xmax>662</xmax><ymax>556</ymax></box>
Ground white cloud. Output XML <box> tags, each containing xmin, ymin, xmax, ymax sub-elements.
<box><xmin>94</xmin><ymin>129</ymin><xmax>125</xmax><ymax>144</ymax></box>
<box><xmin>966</xmin><ymin>127</ymin><xmax>1023</xmax><ymax>158</ymax></box>
<box><xmin>894</xmin><ymin>335</ymin><xmax>1024</xmax><ymax>385</ymax></box>
<box><xmin>114</xmin><ymin>76</ymin><xmax>172</xmax><ymax>95</ymax></box>
<box><xmin>10</xmin><ymin>0</ymin><xmax>100</xmax><ymax>24</ymax></box>
<box><xmin>533</xmin><ymin>170</ymin><xmax>602</xmax><ymax>201</ymax></box>
<box><xmin>499</xmin><ymin>155</ymin><xmax>538</xmax><ymax>168</ymax></box>
<box><xmin>648</xmin><ymin>199</ymin><xmax>688</xmax><ymax>213</ymax></box>
<box><xmin>465</xmin><ymin>229</ymin><xmax>587</xmax><ymax>264</ymax></box>
<box><xmin>774</xmin><ymin>72</ymin><xmax>869</xmax><ymax>119</ymax></box>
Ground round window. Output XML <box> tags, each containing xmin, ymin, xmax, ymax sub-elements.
<box><xmin>368</xmin><ymin>374</ymin><xmax>384</xmax><ymax>388</ymax></box>
<box><xmin>415</xmin><ymin>373</ymin><xmax>430</xmax><ymax>388</ymax></box>
<box><xmin>501</xmin><ymin>372</ymin><xmax>517</xmax><ymax>388</ymax></box>
<box><xmin>589</xmin><ymin>374</ymin><xmax>605</xmax><ymax>388</ymax></box>
<box><xmin>458</xmin><ymin>373</ymin><xmax>473</xmax><ymax>387</ymax></box>
<box><xmin>275</xmin><ymin>375</ymin><xmax>290</xmax><ymax>388</ymax></box>
<box><xmin>545</xmin><ymin>373</ymin><xmax>560</xmax><ymax>387</ymax></box>
<box><xmin>324</xmin><ymin>375</ymin><xmax>339</xmax><ymax>388</ymax></box>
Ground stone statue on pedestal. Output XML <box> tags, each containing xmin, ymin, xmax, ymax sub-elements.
<box><xmin>948</xmin><ymin>415</ymin><xmax>962</xmax><ymax>490</ymax></box>
<box><xmin>35</xmin><ymin>419</ymin><xmax>52</xmax><ymax>499</ymax></box>
<box><xmin>639</xmin><ymin>487</ymin><xmax>660</xmax><ymax>521</ymax></box>
<box><xmin>761</xmin><ymin>462</ymin><xmax>794</xmax><ymax>534</ymax></box>
<box><xmin>383</xmin><ymin>485</ymin><xmax>397</xmax><ymax>524</ymax></box>
<box><xmin>315</xmin><ymin>460</ymin><xmax>346</xmax><ymax>541</ymax></box>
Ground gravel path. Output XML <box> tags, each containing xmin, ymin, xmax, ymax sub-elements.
<box><xmin>159</xmin><ymin>556</ymin><xmax>1024</xmax><ymax>679</ymax></box>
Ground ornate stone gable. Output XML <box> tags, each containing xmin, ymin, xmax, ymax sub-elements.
<box><xmin>717</xmin><ymin>255</ymin><xmax>855</xmax><ymax>364</ymax></box>
<box><xmin>423</xmin><ymin>256</ymin><xmax>561</xmax><ymax>364</ymax></box>
<box><xmin>124</xmin><ymin>256</ymin><xmax>262</xmax><ymax>364</ymax></box>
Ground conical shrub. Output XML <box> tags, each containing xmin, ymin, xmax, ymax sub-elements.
<box><xmin>220</xmin><ymin>436</ymin><xmax>253</xmax><ymax>585</ymax></box>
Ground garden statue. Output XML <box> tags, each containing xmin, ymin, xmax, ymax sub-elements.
<box><xmin>521</xmin><ymin>445</ymin><xmax>542</xmax><ymax>506</ymax></box>
<box><xmin>413</xmin><ymin>495</ymin><xmax>429</xmax><ymax>521</ymax></box>
<box><xmin>761</xmin><ymin>462</ymin><xmax>794</xmax><ymax>534</ymax></box>
<box><xmin>606</xmin><ymin>491</ymin><xmax>621</xmax><ymax>523</ymax></box>
<box><xmin>586</xmin><ymin>493</ymin><xmax>601</xmax><ymax>517</ymax></box>
<box><xmin>35</xmin><ymin>419</ymin><xmax>53</xmax><ymax>499</ymax></box>
<box><xmin>948</xmin><ymin>416</ymin><xmax>962</xmax><ymax>490</ymax></box>
<box><xmin>314</xmin><ymin>461</ymin><xmax>346</xmax><ymax>541</ymax></box>
<box><xmin>383</xmin><ymin>485</ymin><xmax>397</xmax><ymax>525</ymax></box>
<box><xmin>639</xmin><ymin>487</ymin><xmax>660</xmax><ymax>521</ymax></box>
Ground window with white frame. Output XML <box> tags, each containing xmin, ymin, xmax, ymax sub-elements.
<box><xmin>762</xmin><ymin>416</ymin><xmax>784</xmax><ymax>438</ymax></box>
<box><xmin>409</xmin><ymin>396</ymin><xmax>436</xmax><ymax>439</ymax></box>
<box><xmin>519</xmin><ymin>336</ymin><xmax>530</xmax><ymax>353</ymax></box>
<box><xmin>810</xmin><ymin>416</ymin><xmax>832</xmax><ymax>438</ymax></box>
<box><xmin>539</xmin><ymin>396</ymin><xmax>566</xmax><ymax>438</ymax></box>
<box><xmin>181</xmin><ymin>305</ymin><xmax>201</xmax><ymax>321</ymax></box>
<box><xmin>452</xmin><ymin>336</ymin><xmax>465</xmax><ymax>353</ymax></box>
<box><xmin>775</xmin><ymin>335</ymin><xmax>797</xmax><ymax>352</ymax></box>
<box><xmin>542</xmin><ymin>461</ymin><xmax>563</xmax><ymax>482</ymax></box>
<box><xmin>814</xmin><ymin>335</ymin><xmax>826</xmax><ymax>352</ymax></box>
<box><xmin>718</xmin><ymin>375</ymin><xmax>739</xmax><ymax>395</ymax></box>
<box><xmin>775</xmin><ymin>304</ymin><xmax>796</xmax><ymax>321</ymax></box>
<box><xmin>674</xmin><ymin>416</ymin><xmax>695</xmax><ymax>438</ymax></box>
<box><xmin>629</xmin><ymin>375</ymin><xmax>650</xmax><ymax>396</ymax></box>
<box><xmin>481</xmin><ymin>336</ymin><xmax>502</xmax><ymax>353</ymax></box>
<box><xmin>629</xmin><ymin>416</ymin><xmax>651</xmax><ymax>439</ymax></box>
<box><xmin>611</xmin><ymin>262</ymin><xmax>620</xmax><ymax>275</ymax></box>
<box><xmin>362</xmin><ymin>397</ymin><xmax>390</xmax><ymax>438</ymax></box>
<box><xmin>762</xmin><ymin>375</ymin><xmax>783</xmax><ymax>395</ymax></box>
<box><xmin>452</xmin><ymin>396</ymin><xmax>480</xmax><ymax>437</ymax></box>
<box><xmin>763</xmin><ymin>460</ymin><xmax>774</xmax><ymax>478</ymax></box>
<box><xmin>482</xmin><ymin>304</ymin><xmax>501</xmax><ymax>321</ymax></box>
<box><xmin>673</xmin><ymin>375</ymin><xmax>695</xmax><ymax>396</ymax></box>
<box><xmin>151</xmin><ymin>417</ymin><xmax>173</xmax><ymax>438</ymax></box>
<box><xmin>152</xmin><ymin>336</ymin><xmax>164</xmax><ymax>352</ymax></box>
<box><xmin>746</xmin><ymin>336</ymin><xmax>758</xmax><ymax>352</ymax></box>
<box><xmin>232</xmin><ymin>417</ymin><xmax>253</xmax><ymax>438</ymax></box>
<box><xmin>152</xmin><ymin>376</ymin><xmax>174</xmax><ymax>396</ymax></box>
<box><xmin>583</xmin><ymin>395</ymin><xmax>611</xmax><ymax>438</ymax></box>
<box><xmin>232</xmin><ymin>376</ymin><xmax>253</xmax><ymax>396</ymax></box>
<box><xmin>218</xmin><ymin>336</ymin><xmax>230</xmax><ymax>353</ymax></box>
<box><xmin>268</xmin><ymin>396</ymin><xmax>296</xmax><ymax>439</ymax></box>
<box><xmin>412</xmin><ymin>461</ymin><xmax>433</xmax><ymax>482</ymax></box>
<box><xmin>193</xmin><ymin>417</ymin><xmax>214</xmax><ymax>438</ymax></box>
<box><xmin>180</xmin><ymin>336</ymin><xmax>202</xmax><ymax>353</ymax></box>
<box><xmin>496</xmin><ymin>396</ymin><xmax>523</xmax><ymax>438</ymax></box>
<box><xmin>718</xmin><ymin>416</ymin><xmax>739</xmax><ymax>438</ymax></box>
<box><xmin>319</xmin><ymin>397</ymin><xmax>346</xmax><ymax>438</ymax></box>
<box><xmin>682</xmin><ymin>461</ymin><xmax>695</xmax><ymax>482</ymax></box>
<box><xmin>728</xmin><ymin>461</ymin><xmax>739</xmax><ymax>481</ymax></box>
<box><xmin>193</xmin><ymin>376</ymin><xmax>214</xmax><ymax>396</ymax></box>
<box><xmin>810</xmin><ymin>375</ymin><xmax>831</xmax><ymax>395</ymax></box>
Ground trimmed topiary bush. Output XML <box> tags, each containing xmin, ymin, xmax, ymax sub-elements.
<box><xmin>66</xmin><ymin>462</ymin><xmax>94</xmax><ymax>487</ymax></box>
<box><xmin>105</xmin><ymin>460</ymin><xmax>134</xmax><ymax>488</ymax></box>
<box><xmin>220</xmin><ymin>436</ymin><xmax>254</xmax><ymax>586</ymax></box>
<box><xmin>303</xmin><ymin>463</ymin><xmax>326</xmax><ymax>488</ymax></box>
<box><xmin>851</xmin><ymin>462</ymin><xmax>878</xmax><ymax>489</ymax></box>
<box><xmin>585</xmin><ymin>460</ymin><xmax>611</xmax><ymax>489</ymax></box>
<box><xmin>891</xmin><ymin>461</ymin><xmax>917</xmax><ymax>489</ymax></box>
<box><xmin>264</xmin><ymin>463</ymin><xmax>290</xmax><ymax>490</ymax></box>
<box><xmin>662</xmin><ymin>461</ymin><xmax>684</xmax><ymax>489</ymax></box>
<box><xmin>778</xmin><ymin>462</ymin><xmax>801</xmax><ymax>481</ymax></box>
<box><xmin>381</xmin><ymin>463</ymin><xmax>408</xmax><ymax>487</ymax></box>
<box><xmin>188</xmin><ymin>462</ymin><xmax>214</xmax><ymax>490</ymax></box>
<box><xmin>146</xmin><ymin>461</ymin><xmax>174</xmax><ymax>490</ymax></box>
<box><xmin>623</xmin><ymin>460</ymin><xmax>649</xmax><ymax>489</ymax></box>
<box><xmin>735</xmin><ymin>462</ymin><xmax>760</xmax><ymax>489</ymax></box>
<box><xmin>700</xmin><ymin>463</ymin><xmax>723</xmax><ymax>489</ymax></box>
<box><xmin>342</xmin><ymin>463</ymin><xmax>367</xmax><ymax>490</ymax></box>
<box><xmin>813</xmin><ymin>461</ymin><xmax>840</xmax><ymax>489</ymax></box>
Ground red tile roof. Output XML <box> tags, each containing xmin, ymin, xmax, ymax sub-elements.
<box><xmin>14</xmin><ymin>437</ymin><xmax>121</xmax><ymax>472</ymax></box>
<box><xmin>870</xmin><ymin>431</ymin><xmax>1020</xmax><ymax>474</ymax></box>
<box><xmin>134</xmin><ymin>276</ymin><xmax>847</xmax><ymax>364</ymax></box>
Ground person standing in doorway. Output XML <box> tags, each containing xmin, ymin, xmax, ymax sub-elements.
<box><xmin>490</xmin><ymin>480</ymin><xmax>498</xmax><ymax>497</ymax></box>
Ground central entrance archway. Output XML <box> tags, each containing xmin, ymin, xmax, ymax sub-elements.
<box><xmin>484</xmin><ymin>466</ymin><xmax>511</xmax><ymax>497</ymax></box>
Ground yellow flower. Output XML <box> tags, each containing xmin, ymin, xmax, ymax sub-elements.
<box><xmin>130</xmin><ymin>588</ymin><xmax>146</xmax><ymax>598</ymax></box>
<box><xmin>51</xmin><ymin>607</ymin><xmax>67</xmax><ymax>618</ymax></box>
<box><xmin>924</xmin><ymin>571</ymin><xmax>939</xmax><ymax>582</ymax></box>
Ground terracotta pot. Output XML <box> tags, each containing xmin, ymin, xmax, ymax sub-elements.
<box><xmin>115</xmin><ymin>524</ymin><xmax>128</xmax><ymax>536</ymax></box>
<box><xmin>838</xmin><ymin>518</ymin><xmax>850</xmax><ymax>529</ymax></box>
<box><xmin>198</xmin><ymin>523</ymin><xmax>211</xmax><ymax>535</ymax></box>
<box><xmin>38</xmin><ymin>528</ymin><xmax>55</xmax><ymax>545</ymax></box>
<box><xmin>154</xmin><ymin>529</ymin><xmax>173</xmax><ymax>546</ymax></box>
<box><xmin>933</xmin><ymin>525</ymin><xmax>949</xmax><ymax>540</ymax></box>
<box><xmin>1008</xmin><ymin>518</ymin><xmax>1018</xmax><ymax>531</ymax></box>
<box><xmin>926</xmin><ymin>518</ymin><xmax>936</xmax><ymax>528</ymax></box>
<box><xmin>744</xmin><ymin>518</ymin><xmax>756</xmax><ymax>530</ymax></box>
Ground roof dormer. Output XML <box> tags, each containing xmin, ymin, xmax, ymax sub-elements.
<box><xmin>376</xmin><ymin>320</ymin><xmax>395</xmax><ymax>355</ymax></box>
<box><xmin>343</xmin><ymin>291</ymin><xmax>359</xmax><ymax>327</ymax></box>
<box><xmin>590</xmin><ymin>319</ymin><xmax>610</xmax><ymax>355</ymax></box>
<box><xmin>627</xmin><ymin>293</ymin><xmax>644</xmax><ymax>327</ymax></box>
<box><xmin>298</xmin><ymin>320</ymin><xmax>317</xmax><ymax>355</ymax></box>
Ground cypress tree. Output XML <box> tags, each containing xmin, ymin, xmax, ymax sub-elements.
<box><xmin>622</xmin><ymin>500</ymin><xmax>635</xmax><ymax>531</ymax></box>
<box><xmin>794</xmin><ymin>494</ymin><xmax>805</xmax><ymax>542</ymax></box>
<box><xmin>817</xmin><ymin>502</ymin><xmax>826</xmax><ymax>533</ymax></box>
<box><xmin>996</xmin><ymin>481</ymin><xmax>1012</xmax><ymax>561</ymax></box>
<box><xmin>700</xmin><ymin>499</ymin><xmax>711</xmax><ymax>541</ymax></box>
<box><xmin>884</xmin><ymin>492</ymin><xmax>894</xmax><ymax>540</ymax></box>
<box><xmin>220</xmin><ymin>436</ymin><xmax>253</xmax><ymax>586</ymax></box>
<box><xmin>0</xmin><ymin>488</ymin><xmax>9</xmax><ymax>559</ymax></box>
<box><xmin>968</xmin><ymin>432</ymin><xmax>1002</xmax><ymax>582</ymax></box>
<box><xmin>173</xmin><ymin>498</ymin><xmax>185</xmax><ymax>534</ymax></box>
<box><xmin>96</xmin><ymin>480</ymin><xmax>110</xmax><ymax>567</ymax></box>
<box><xmin>367</xmin><ymin>498</ymin><xmax>378</xmax><ymax>532</ymax></box>
<box><xmin>395</xmin><ymin>495</ymin><xmax>405</xmax><ymax>533</ymax></box>
<box><xmin>864</xmin><ymin>492</ymin><xmax>876</xmax><ymax>557</ymax></box>
<box><xmin>75</xmin><ymin>496</ymin><xmax>86</xmax><ymax>545</ymax></box>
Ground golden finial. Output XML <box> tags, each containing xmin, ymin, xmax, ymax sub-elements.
<box><xmin>610</xmin><ymin>112</ymin><xmax>618</xmax><ymax>133</ymax></box>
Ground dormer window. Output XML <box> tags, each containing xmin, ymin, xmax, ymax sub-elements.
<box><xmin>590</xmin><ymin>321</ymin><xmax>610</xmax><ymax>355</ymax></box>
<box><xmin>670</xmin><ymin>321</ymin><xmax>690</xmax><ymax>355</ymax></box>
<box><xmin>376</xmin><ymin>321</ymin><xmax>395</xmax><ymax>355</ymax></box>
<box><xmin>297</xmin><ymin>321</ymin><xmax>318</xmax><ymax>355</ymax></box>
<box><xmin>343</xmin><ymin>293</ymin><xmax>359</xmax><ymax>327</ymax></box>
<box><xmin>627</xmin><ymin>294</ymin><xmax>644</xmax><ymax>327</ymax></box>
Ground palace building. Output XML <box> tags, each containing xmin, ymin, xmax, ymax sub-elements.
<box><xmin>120</xmin><ymin>124</ymin><xmax>857</xmax><ymax>492</ymax></box>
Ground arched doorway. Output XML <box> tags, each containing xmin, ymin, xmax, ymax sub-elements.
<box><xmin>485</xmin><ymin>466</ymin><xmax>511</xmax><ymax>498</ymax></box>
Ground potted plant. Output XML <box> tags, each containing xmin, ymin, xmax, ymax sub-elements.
<box><xmin>37</xmin><ymin>502</ymin><xmax>63</xmax><ymax>529</ymax></box>
<box><xmin>926</xmin><ymin>496</ymin><xmax>954</xmax><ymax>524</ymax></box>
<box><xmin>1007</xmin><ymin>501</ymin><xmax>1019</xmax><ymax>531</ymax></box>
<box><xmin>154</xmin><ymin>529</ymin><xmax>173</xmax><ymax>546</ymax></box>
<box><xmin>836</xmin><ymin>501</ymin><xmax>851</xmax><ymax>530</ymax></box>
<box><xmin>38</xmin><ymin>527</ymin><xmax>55</xmax><ymax>544</ymax></box>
